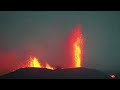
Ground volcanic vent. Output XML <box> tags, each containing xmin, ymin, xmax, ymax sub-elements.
<box><xmin>15</xmin><ymin>24</ymin><xmax>85</xmax><ymax>70</ymax></box>
<box><xmin>0</xmin><ymin>25</ymin><xmax>110</xmax><ymax>79</ymax></box>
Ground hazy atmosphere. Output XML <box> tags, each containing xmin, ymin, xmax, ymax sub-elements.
<box><xmin>0</xmin><ymin>11</ymin><xmax>120</xmax><ymax>75</ymax></box>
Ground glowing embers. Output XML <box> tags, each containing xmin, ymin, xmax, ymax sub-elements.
<box><xmin>110</xmin><ymin>74</ymin><xmax>116</xmax><ymax>79</ymax></box>
<box><xmin>69</xmin><ymin>25</ymin><xmax>84</xmax><ymax>68</ymax></box>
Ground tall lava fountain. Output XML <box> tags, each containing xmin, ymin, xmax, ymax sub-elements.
<box><xmin>69</xmin><ymin>25</ymin><xmax>84</xmax><ymax>68</ymax></box>
<box><xmin>15</xmin><ymin>24</ymin><xmax>85</xmax><ymax>71</ymax></box>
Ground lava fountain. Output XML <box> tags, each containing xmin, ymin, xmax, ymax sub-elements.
<box><xmin>45</xmin><ymin>62</ymin><xmax>55</xmax><ymax>70</ymax></box>
<box><xmin>15</xmin><ymin>24</ymin><xmax>84</xmax><ymax>71</ymax></box>
<box><xmin>29</xmin><ymin>56</ymin><xmax>42</xmax><ymax>68</ymax></box>
<box><xmin>27</xmin><ymin>55</ymin><xmax>55</xmax><ymax>70</ymax></box>
<box><xmin>69</xmin><ymin>25</ymin><xmax>84</xmax><ymax>68</ymax></box>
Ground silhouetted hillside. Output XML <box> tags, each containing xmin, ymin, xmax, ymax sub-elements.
<box><xmin>0</xmin><ymin>67</ymin><xmax>111</xmax><ymax>79</ymax></box>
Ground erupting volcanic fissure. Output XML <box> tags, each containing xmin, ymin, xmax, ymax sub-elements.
<box><xmin>29</xmin><ymin>56</ymin><xmax>42</xmax><ymax>68</ymax></box>
<box><xmin>69</xmin><ymin>25</ymin><xmax>84</xmax><ymax>68</ymax></box>
<box><xmin>45</xmin><ymin>62</ymin><xmax>54</xmax><ymax>70</ymax></box>
<box><xmin>27</xmin><ymin>56</ymin><xmax>55</xmax><ymax>70</ymax></box>
<box><xmin>15</xmin><ymin>24</ymin><xmax>84</xmax><ymax>71</ymax></box>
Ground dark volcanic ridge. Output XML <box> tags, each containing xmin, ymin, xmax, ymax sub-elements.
<box><xmin>0</xmin><ymin>67</ymin><xmax>111</xmax><ymax>79</ymax></box>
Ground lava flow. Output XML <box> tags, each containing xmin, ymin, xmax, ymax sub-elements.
<box><xmin>69</xmin><ymin>25</ymin><xmax>84</xmax><ymax>68</ymax></box>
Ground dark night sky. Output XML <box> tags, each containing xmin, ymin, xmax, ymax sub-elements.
<box><xmin>0</xmin><ymin>11</ymin><xmax>120</xmax><ymax>75</ymax></box>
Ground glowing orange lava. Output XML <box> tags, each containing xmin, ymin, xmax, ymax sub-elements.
<box><xmin>45</xmin><ymin>62</ymin><xmax>55</xmax><ymax>70</ymax></box>
<box><xmin>15</xmin><ymin>24</ymin><xmax>84</xmax><ymax>71</ymax></box>
<box><xmin>70</xmin><ymin>25</ymin><xmax>84</xmax><ymax>68</ymax></box>
<box><xmin>27</xmin><ymin>55</ymin><xmax>55</xmax><ymax>70</ymax></box>
<box><xmin>29</xmin><ymin>56</ymin><xmax>42</xmax><ymax>68</ymax></box>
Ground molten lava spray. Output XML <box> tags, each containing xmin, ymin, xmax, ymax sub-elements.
<box><xmin>45</xmin><ymin>62</ymin><xmax>54</xmax><ymax>70</ymax></box>
<box><xmin>15</xmin><ymin>24</ymin><xmax>84</xmax><ymax>71</ymax></box>
<box><xmin>27</xmin><ymin>55</ymin><xmax>55</xmax><ymax>70</ymax></box>
<box><xmin>69</xmin><ymin>25</ymin><xmax>84</xmax><ymax>68</ymax></box>
<box><xmin>29</xmin><ymin>56</ymin><xmax>42</xmax><ymax>68</ymax></box>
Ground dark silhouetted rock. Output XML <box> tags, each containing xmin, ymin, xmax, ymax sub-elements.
<box><xmin>0</xmin><ymin>67</ymin><xmax>111</xmax><ymax>79</ymax></box>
